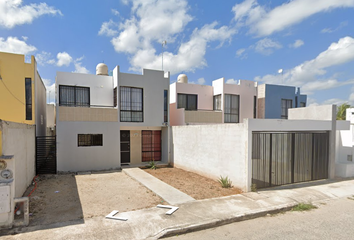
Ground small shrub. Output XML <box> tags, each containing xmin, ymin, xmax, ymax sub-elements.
<box><xmin>292</xmin><ymin>203</ymin><xmax>317</xmax><ymax>212</ymax></box>
<box><xmin>218</xmin><ymin>176</ymin><xmax>232</xmax><ymax>188</ymax></box>
<box><xmin>148</xmin><ymin>160</ymin><xmax>157</xmax><ymax>170</ymax></box>
<box><xmin>251</xmin><ymin>183</ymin><xmax>257</xmax><ymax>192</ymax></box>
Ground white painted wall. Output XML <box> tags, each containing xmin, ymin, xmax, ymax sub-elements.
<box><xmin>46</xmin><ymin>104</ymin><xmax>55</xmax><ymax>128</ymax></box>
<box><xmin>172</xmin><ymin>124</ymin><xmax>249</xmax><ymax>191</ymax></box>
<box><xmin>115</xmin><ymin>67</ymin><xmax>170</xmax><ymax>127</ymax></box>
<box><xmin>35</xmin><ymin>67</ymin><xmax>47</xmax><ymax>136</ymax></box>
<box><xmin>56</xmin><ymin>72</ymin><xmax>114</xmax><ymax>107</ymax></box>
<box><xmin>0</xmin><ymin>120</ymin><xmax>35</xmax><ymax>197</ymax></box>
<box><xmin>288</xmin><ymin>105</ymin><xmax>334</xmax><ymax>120</ymax></box>
<box><xmin>57</xmin><ymin>121</ymin><xmax>120</xmax><ymax>172</ymax></box>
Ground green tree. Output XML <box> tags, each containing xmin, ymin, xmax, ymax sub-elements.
<box><xmin>337</xmin><ymin>103</ymin><xmax>351</xmax><ymax>120</ymax></box>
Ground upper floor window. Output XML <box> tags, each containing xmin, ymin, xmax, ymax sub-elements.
<box><xmin>113</xmin><ymin>87</ymin><xmax>117</xmax><ymax>107</ymax></box>
<box><xmin>59</xmin><ymin>85</ymin><xmax>90</xmax><ymax>107</ymax></box>
<box><xmin>281</xmin><ymin>99</ymin><xmax>292</xmax><ymax>119</ymax></box>
<box><xmin>25</xmin><ymin>78</ymin><xmax>32</xmax><ymax>120</ymax></box>
<box><xmin>300</xmin><ymin>102</ymin><xmax>306</xmax><ymax>108</ymax></box>
<box><xmin>213</xmin><ymin>95</ymin><xmax>221</xmax><ymax>110</ymax></box>
<box><xmin>177</xmin><ymin>94</ymin><xmax>197</xmax><ymax>110</ymax></box>
<box><xmin>224</xmin><ymin>94</ymin><xmax>239</xmax><ymax>123</ymax></box>
<box><xmin>120</xmin><ymin>86</ymin><xmax>143</xmax><ymax>122</ymax></box>
<box><xmin>164</xmin><ymin>90</ymin><xmax>168</xmax><ymax>122</ymax></box>
<box><xmin>254</xmin><ymin>95</ymin><xmax>257</xmax><ymax>118</ymax></box>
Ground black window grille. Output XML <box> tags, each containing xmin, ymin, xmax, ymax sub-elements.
<box><xmin>281</xmin><ymin>99</ymin><xmax>292</xmax><ymax>119</ymax></box>
<box><xmin>120</xmin><ymin>86</ymin><xmax>143</xmax><ymax>122</ymax></box>
<box><xmin>213</xmin><ymin>95</ymin><xmax>221</xmax><ymax>110</ymax></box>
<box><xmin>113</xmin><ymin>87</ymin><xmax>117</xmax><ymax>107</ymax></box>
<box><xmin>254</xmin><ymin>95</ymin><xmax>257</xmax><ymax>118</ymax></box>
<box><xmin>25</xmin><ymin>78</ymin><xmax>32</xmax><ymax>120</ymax></box>
<box><xmin>59</xmin><ymin>85</ymin><xmax>90</xmax><ymax>107</ymax></box>
<box><xmin>177</xmin><ymin>94</ymin><xmax>197</xmax><ymax>110</ymax></box>
<box><xmin>164</xmin><ymin>90</ymin><xmax>168</xmax><ymax>122</ymax></box>
<box><xmin>224</xmin><ymin>94</ymin><xmax>239</xmax><ymax>123</ymax></box>
<box><xmin>78</xmin><ymin>134</ymin><xmax>103</xmax><ymax>147</ymax></box>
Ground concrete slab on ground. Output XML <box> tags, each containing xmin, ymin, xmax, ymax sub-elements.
<box><xmin>123</xmin><ymin>168</ymin><xmax>195</xmax><ymax>205</ymax></box>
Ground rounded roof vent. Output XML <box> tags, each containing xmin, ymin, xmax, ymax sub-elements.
<box><xmin>177</xmin><ymin>74</ymin><xmax>188</xmax><ymax>83</ymax></box>
<box><xmin>96</xmin><ymin>63</ymin><xmax>108</xmax><ymax>76</ymax></box>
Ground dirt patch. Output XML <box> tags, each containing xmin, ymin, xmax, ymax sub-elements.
<box><xmin>144</xmin><ymin>167</ymin><xmax>242</xmax><ymax>199</ymax></box>
<box><xmin>23</xmin><ymin>172</ymin><xmax>162</xmax><ymax>226</ymax></box>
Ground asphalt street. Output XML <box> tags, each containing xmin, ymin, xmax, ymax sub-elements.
<box><xmin>166</xmin><ymin>197</ymin><xmax>354</xmax><ymax>240</ymax></box>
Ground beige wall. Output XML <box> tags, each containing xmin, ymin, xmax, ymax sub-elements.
<box><xmin>59</xmin><ymin>106</ymin><xmax>118</xmax><ymax>122</ymax></box>
<box><xmin>130</xmin><ymin>130</ymin><xmax>142</xmax><ymax>164</ymax></box>
<box><xmin>0</xmin><ymin>120</ymin><xmax>35</xmax><ymax>197</ymax></box>
<box><xmin>185</xmin><ymin>110</ymin><xmax>222</xmax><ymax>124</ymax></box>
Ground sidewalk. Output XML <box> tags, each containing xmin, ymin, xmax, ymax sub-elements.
<box><xmin>2</xmin><ymin>178</ymin><xmax>354</xmax><ymax>240</ymax></box>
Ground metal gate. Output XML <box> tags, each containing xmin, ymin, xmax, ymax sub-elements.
<box><xmin>252</xmin><ymin>132</ymin><xmax>329</xmax><ymax>189</ymax></box>
<box><xmin>36</xmin><ymin>136</ymin><xmax>57</xmax><ymax>174</ymax></box>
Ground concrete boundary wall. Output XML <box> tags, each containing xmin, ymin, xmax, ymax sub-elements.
<box><xmin>172</xmin><ymin>124</ymin><xmax>249</xmax><ymax>191</ymax></box>
<box><xmin>0</xmin><ymin>120</ymin><xmax>35</xmax><ymax>197</ymax></box>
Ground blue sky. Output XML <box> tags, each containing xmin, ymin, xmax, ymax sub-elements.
<box><xmin>1</xmin><ymin>0</ymin><xmax>354</xmax><ymax>106</ymax></box>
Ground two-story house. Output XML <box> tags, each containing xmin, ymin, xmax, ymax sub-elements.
<box><xmin>170</xmin><ymin>74</ymin><xmax>257</xmax><ymax>125</ymax></box>
<box><xmin>56</xmin><ymin>63</ymin><xmax>170</xmax><ymax>172</ymax></box>
<box><xmin>257</xmin><ymin>83</ymin><xmax>307</xmax><ymax>119</ymax></box>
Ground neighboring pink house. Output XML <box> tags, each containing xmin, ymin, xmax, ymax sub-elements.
<box><xmin>170</xmin><ymin>74</ymin><xmax>257</xmax><ymax>126</ymax></box>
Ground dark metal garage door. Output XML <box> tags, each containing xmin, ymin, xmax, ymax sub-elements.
<box><xmin>252</xmin><ymin>132</ymin><xmax>329</xmax><ymax>189</ymax></box>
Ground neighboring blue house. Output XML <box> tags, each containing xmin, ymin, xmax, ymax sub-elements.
<box><xmin>257</xmin><ymin>84</ymin><xmax>307</xmax><ymax>119</ymax></box>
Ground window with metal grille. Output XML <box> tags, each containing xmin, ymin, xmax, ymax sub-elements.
<box><xmin>142</xmin><ymin>131</ymin><xmax>161</xmax><ymax>162</ymax></box>
<box><xmin>213</xmin><ymin>95</ymin><xmax>221</xmax><ymax>110</ymax></box>
<box><xmin>224</xmin><ymin>94</ymin><xmax>239</xmax><ymax>123</ymax></box>
<box><xmin>78</xmin><ymin>134</ymin><xmax>103</xmax><ymax>147</ymax></box>
<box><xmin>25</xmin><ymin>78</ymin><xmax>32</xmax><ymax>120</ymax></box>
<box><xmin>177</xmin><ymin>94</ymin><xmax>197</xmax><ymax>110</ymax></box>
<box><xmin>120</xmin><ymin>86</ymin><xmax>143</xmax><ymax>122</ymax></box>
<box><xmin>281</xmin><ymin>99</ymin><xmax>292</xmax><ymax>119</ymax></box>
<box><xmin>300</xmin><ymin>102</ymin><xmax>306</xmax><ymax>107</ymax></box>
<box><xmin>254</xmin><ymin>95</ymin><xmax>257</xmax><ymax>118</ymax></box>
<box><xmin>59</xmin><ymin>85</ymin><xmax>90</xmax><ymax>107</ymax></box>
<box><xmin>113</xmin><ymin>87</ymin><xmax>117</xmax><ymax>107</ymax></box>
<box><xmin>164</xmin><ymin>90</ymin><xmax>168</xmax><ymax>122</ymax></box>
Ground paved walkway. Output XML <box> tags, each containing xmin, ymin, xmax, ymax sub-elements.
<box><xmin>123</xmin><ymin>168</ymin><xmax>195</xmax><ymax>205</ymax></box>
<box><xmin>1</xmin><ymin>178</ymin><xmax>354</xmax><ymax>240</ymax></box>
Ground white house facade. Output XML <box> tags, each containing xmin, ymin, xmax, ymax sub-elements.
<box><xmin>56</xmin><ymin>64</ymin><xmax>170</xmax><ymax>172</ymax></box>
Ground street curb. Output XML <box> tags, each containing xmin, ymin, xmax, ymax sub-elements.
<box><xmin>153</xmin><ymin>202</ymin><xmax>298</xmax><ymax>239</ymax></box>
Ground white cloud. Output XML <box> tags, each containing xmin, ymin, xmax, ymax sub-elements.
<box><xmin>108</xmin><ymin>0</ymin><xmax>235</xmax><ymax>75</ymax></box>
<box><xmin>98</xmin><ymin>19</ymin><xmax>119</xmax><ymax>37</ymax></box>
<box><xmin>42</xmin><ymin>78</ymin><xmax>55</xmax><ymax>103</ymax></box>
<box><xmin>290</xmin><ymin>39</ymin><xmax>304</xmax><ymax>48</ymax></box>
<box><xmin>255</xmin><ymin>36</ymin><xmax>354</xmax><ymax>94</ymax></box>
<box><xmin>321</xmin><ymin>21</ymin><xmax>348</xmax><ymax>34</ymax></box>
<box><xmin>226</xmin><ymin>79</ymin><xmax>239</xmax><ymax>84</ymax></box>
<box><xmin>74</xmin><ymin>61</ymin><xmax>90</xmax><ymax>74</ymax></box>
<box><xmin>0</xmin><ymin>0</ymin><xmax>62</xmax><ymax>29</ymax></box>
<box><xmin>254</xmin><ymin>38</ymin><xmax>282</xmax><ymax>55</ymax></box>
<box><xmin>129</xmin><ymin>22</ymin><xmax>235</xmax><ymax>74</ymax></box>
<box><xmin>112</xmin><ymin>9</ymin><xmax>120</xmax><ymax>16</ymax></box>
<box><xmin>35</xmin><ymin>51</ymin><xmax>55</xmax><ymax>66</ymax></box>
<box><xmin>236</xmin><ymin>48</ymin><xmax>247</xmax><ymax>58</ymax></box>
<box><xmin>56</xmin><ymin>52</ymin><xmax>72</xmax><ymax>67</ymax></box>
<box><xmin>232</xmin><ymin>0</ymin><xmax>354</xmax><ymax>37</ymax></box>
<box><xmin>0</xmin><ymin>36</ymin><xmax>36</xmax><ymax>54</ymax></box>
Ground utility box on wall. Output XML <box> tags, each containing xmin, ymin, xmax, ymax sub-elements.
<box><xmin>0</xmin><ymin>155</ymin><xmax>15</xmax><ymax>229</ymax></box>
